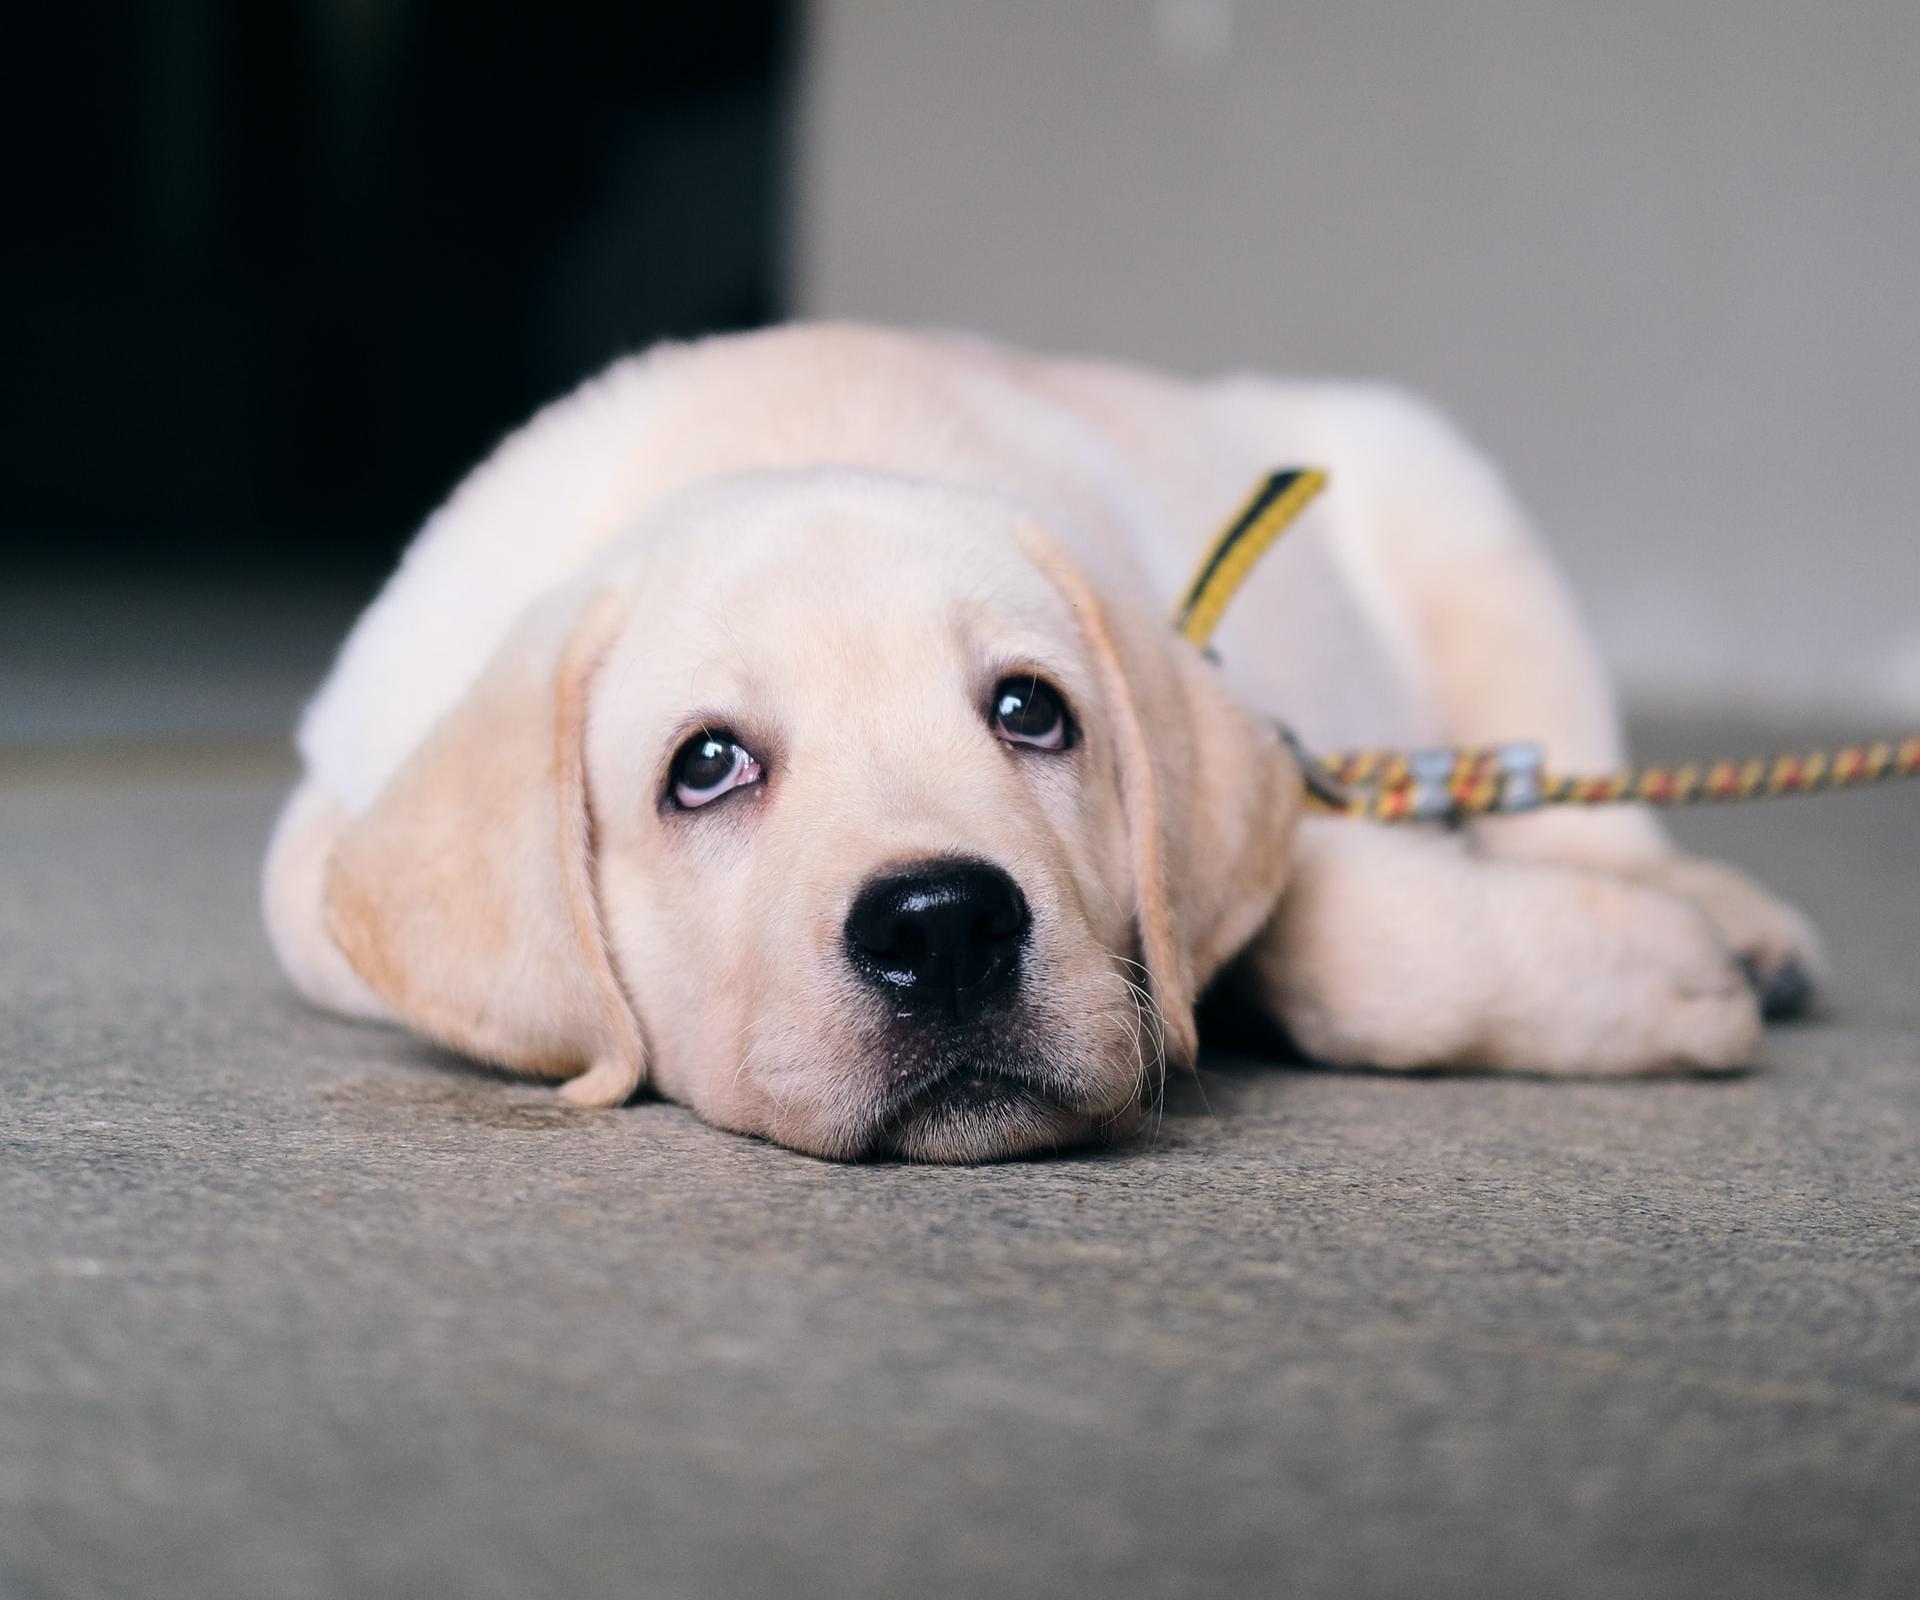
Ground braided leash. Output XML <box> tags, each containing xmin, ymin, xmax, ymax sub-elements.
<box><xmin>1312</xmin><ymin>737</ymin><xmax>1920</xmax><ymax>823</ymax></box>
<box><xmin>1175</xmin><ymin>470</ymin><xmax>1920</xmax><ymax>824</ymax></box>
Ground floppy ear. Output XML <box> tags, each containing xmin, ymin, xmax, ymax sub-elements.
<box><xmin>323</xmin><ymin>584</ymin><xmax>647</xmax><ymax>1106</ymax></box>
<box><xmin>1031</xmin><ymin>543</ymin><xmax>1302</xmax><ymax>1068</ymax></box>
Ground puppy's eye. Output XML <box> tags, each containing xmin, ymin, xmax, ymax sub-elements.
<box><xmin>671</xmin><ymin>733</ymin><xmax>763</xmax><ymax>809</ymax></box>
<box><xmin>991</xmin><ymin>677</ymin><xmax>1073</xmax><ymax>751</ymax></box>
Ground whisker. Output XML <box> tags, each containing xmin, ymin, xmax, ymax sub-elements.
<box><xmin>1088</xmin><ymin>961</ymin><xmax>1169</xmax><ymax>1145</ymax></box>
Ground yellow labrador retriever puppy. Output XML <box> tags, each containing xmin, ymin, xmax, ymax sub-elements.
<box><xmin>263</xmin><ymin>323</ymin><xmax>1821</xmax><ymax>1160</ymax></box>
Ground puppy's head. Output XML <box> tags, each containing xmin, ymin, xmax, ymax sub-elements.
<box><xmin>326</xmin><ymin>473</ymin><xmax>1300</xmax><ymax>1159</ymax></box>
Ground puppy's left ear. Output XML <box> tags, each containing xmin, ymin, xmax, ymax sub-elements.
<box><xmin>1031</xmin><ymin>542</ymin><xmax>1302</xmax><ymax>1066</ymax></box>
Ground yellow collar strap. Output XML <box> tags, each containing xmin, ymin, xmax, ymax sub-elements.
<box><xmin>1170</xmin><ymin>468</ymin><xmax>1328</xmax><ymax>650</ymax></box>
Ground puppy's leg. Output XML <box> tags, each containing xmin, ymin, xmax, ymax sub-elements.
<box><xmin>1244</xmin><ymin>818</ymin><xmax>1761</xmax><ymax>1076</ymax></box>
<box><xmin>1437</xmin><ymin>543</ymin><xmax>1824</xmax><ymax>1015</ymax></box>
<box><xmin>1421</xmin><ymin>544</ymin><xmax>1823</xmax><ymax>1013</ymax></box>
<box><xmin>262</xmin><ymin>779</ymin><xmax>394</xmax><ymax>1023</ymax></box>
<box><xmin>1310</xmin><ymin>388</ymin><xmax>1823</xmax><ymax>1011</ymax></box>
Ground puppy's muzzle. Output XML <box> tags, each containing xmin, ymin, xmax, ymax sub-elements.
<box><xmin>844</xmin><ymin>859</ymin><xmax>1029</xmax><ymax>1020</ymax></box>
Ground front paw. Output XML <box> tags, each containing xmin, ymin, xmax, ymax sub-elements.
<box><xmin>1480</xmin><ymin>879</ymin><xmax>1764</xmax><ymax>1077</ymax></box>
<box><xmin>1627</xmin><ymin>855</ymin><xmax>1826</xmax><ymax>1019</ymax></box>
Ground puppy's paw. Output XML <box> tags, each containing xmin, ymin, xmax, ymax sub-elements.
<box><xmin>1490</xmin><ymin>878</ymin><xmax>1763</xmax><ymax>1077</ymax></box>
<box><xmin>1627</xmin><ymin>854</ymin><xmax>1826</xmax><ymax>1019</ymax></box>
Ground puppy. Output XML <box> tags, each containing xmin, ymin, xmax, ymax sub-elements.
<box><xmin>263</xmin><ymin>324</ymin><xmax>1823</xmax><ymax>1160</ymax></box>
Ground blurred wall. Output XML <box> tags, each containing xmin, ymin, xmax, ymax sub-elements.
<box><xmin>794</xmin><ymin>1</ymin><xmax>1920</xmax><ymax>718</ymax></box>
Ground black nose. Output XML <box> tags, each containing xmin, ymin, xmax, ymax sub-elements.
<box><xmin>845</xmin><ymin>861</ymin><xmax>1030</xmax><ymax>1019</ymax></box>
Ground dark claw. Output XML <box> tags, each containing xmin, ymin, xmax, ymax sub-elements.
<box><xmin>1738</xmin><ymin>954</ymin><xmax>1814</xmax><ymax>1020</ymax></box>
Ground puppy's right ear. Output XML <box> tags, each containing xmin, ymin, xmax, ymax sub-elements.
<box><xmin>1022</xmin><ymin>532</ymin><xmax>1302</xmax><ymax>1070</ymax></box>
<box><xmin>323</xmin><ymin>584</ymin><xmax>646</xmax><ymax>1106</ymax></box>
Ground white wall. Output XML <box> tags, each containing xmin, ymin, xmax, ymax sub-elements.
<box><xmin>794</xmin><ymin>0</ymin><xmax>1920</xmax><ymax>719</ymax></box>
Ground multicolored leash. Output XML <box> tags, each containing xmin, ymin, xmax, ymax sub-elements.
<box><xmin>1173</xmin><ymin>469</ymin><xmax>1920</xmax><ymax>823</ymax></box>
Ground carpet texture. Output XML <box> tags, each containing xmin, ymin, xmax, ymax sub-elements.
<box><xmin>2</xmin><ymin>736</ymin><xmax>1915</xmax><ymax>1599</ymax></box>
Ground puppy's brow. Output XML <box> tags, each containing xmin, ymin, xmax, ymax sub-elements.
<box><xmin>675</xmin><ymin>640</ymin><xmax>760</xmax><ymax>717</ymax></box>
<box><xmin>699</xmin><ymin>590</ymin><xmax>759</xmax><ymax>684</ymax></box>
<box><xmin>977</xmin><ymin>645</ymin><xmax>1085</xmax><ymax>705</ymax></box>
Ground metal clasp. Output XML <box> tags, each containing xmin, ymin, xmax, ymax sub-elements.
<box><xmin>1276</xmin><ymin>724</ymin><xmax>1353</xmax><ymax>810</ymax></box>
<box><xmin>1495</xmin><ymin>742</ymin><xmax>1545</xmax><ymax>813</ymax></box>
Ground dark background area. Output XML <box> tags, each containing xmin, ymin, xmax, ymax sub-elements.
<box><xmin>2</xmin><ymin>1</ymin><xmax>793</xmax><ymax>581</ymax></box>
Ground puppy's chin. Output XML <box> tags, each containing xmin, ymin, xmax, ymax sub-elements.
<box><xmin>731</xmin><ymin>1006</ymin><xmax>1149</xmax><ymax>1163</ymax></box>
<box><xmin>875</xmin><ymin>1073</ymin><xmax>1139</xmax><ymax>1163</ymax></box>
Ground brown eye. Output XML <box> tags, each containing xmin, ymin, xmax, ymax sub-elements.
<box><xmin>991</xmin><ymin>677</ymin><xmax>1073</xmax><ymax>751</ymax></box>
<box><xmin>671</xmin><ymin>733</ymin><xmax>763</xmax><ymax>808</ymax></box>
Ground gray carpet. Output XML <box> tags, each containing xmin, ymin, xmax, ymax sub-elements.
<box><xmin>3</xmin><ymin>731</ymin><xmax>1916</xmax><ymax>1600</ymax></box>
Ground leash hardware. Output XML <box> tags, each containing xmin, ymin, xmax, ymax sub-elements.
<box><xmin>1349</xmin><ymin>743</ymin><xmax>1545</xmax><ymax>824</ymax></box>
<box><xmin>1276</xmin><ymin>724</ymin><xmax>1354</xmax><ymax>811</ymax></box>
<box><xmin>1405</xmin><ymin>748</ymin><xmax>1463</xmax><ymax>823</ymax></box>
<box><xmin>1490</xmin><ymin>742</ymin><xmax>1545</xmax><ymax>814</ymax></box>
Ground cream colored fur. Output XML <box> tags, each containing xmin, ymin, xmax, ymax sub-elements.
<box><xmin>264</xmin><ymin>323</ymin><xmax>1822</xmax><ymax>1159</ymax></box>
